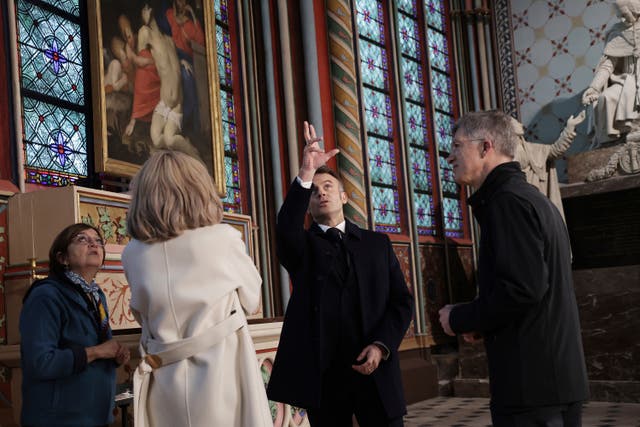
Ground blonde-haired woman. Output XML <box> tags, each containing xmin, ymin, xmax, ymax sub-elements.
<box><xmin>123</xmin><ymin>150</ymin><xmax>272</xmax><ymax>427</ymax></box>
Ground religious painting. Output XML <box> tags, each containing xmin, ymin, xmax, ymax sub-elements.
<box><xmin>88</xmin><ymin>0</ymin><xmax>225</xmax><ymax>194</ymax></box>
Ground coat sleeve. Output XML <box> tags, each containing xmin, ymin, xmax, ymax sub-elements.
<box><xmin>229</xmin><ymin>228</ymin><xmax>263</xmax><ymax>315</ymax></box>
<box><xmin>20</xmin><ymin>288</ymin><xmax>85</xmax><ymax>380</ymax></box>
<box><xmin>276</xmin><ymin>179</ymin><xmax>312</xmax><ymax>274</ymax></box>
<box><xmin>450</xmin><ymin>194</ymin><xmax>547</xmax><ymax>334</ymax></box>
<box><xmin>369</xmin><ymin>234</ymin><xmax>414</xmax><ymax>354</ymax></box>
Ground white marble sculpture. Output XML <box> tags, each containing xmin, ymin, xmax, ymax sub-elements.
<box><xmin>511</xmin><ymin>111</ymin><xmax>585</xmax><ymax>220</ymax></box>
<box><xmin>582</xmin><ymin>0</ymin><xmax>640</xmax><ymax>146</ymax></box>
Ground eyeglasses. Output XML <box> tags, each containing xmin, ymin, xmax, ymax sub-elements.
<box><xmin>72</xmin><ymin>234</ymin><xmax>105</xmax><ymax>247</ymax></box>
<box><xmin>451</xmin><ymin>138</ymin><xmax>485</xmax><ymax>153</ymax></box>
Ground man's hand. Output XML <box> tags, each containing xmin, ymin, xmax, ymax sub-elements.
<box><xmin>298</xmin><ymin>121</ymin><xmax>339</xmax><ymax>182</ymax></box>
<box><xmin>462</xmin><ymin>332</ymin><xmax>483</xmax><ymax>344</ymax></box>
<box><xmin>351</xmin><ymin>344</ymin><xmax>383</xmax><ymax>375</ymax></box>
<box><xmin>438</xmin><ymin>304</ymin><xmax>456</xmax><ymax>336</ymax></box>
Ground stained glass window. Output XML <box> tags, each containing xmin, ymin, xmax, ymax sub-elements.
<box><xmin>356</xmin><ymin>0</ymin><xmax>402</xmax><ymax>233</ymax></box>
<box><xmin>396</xmin><ymin>0</ymin><xmax>438</xmax><ymax>236</ymax></box>
<box><xmin>215</xmin><ymin>0</ymin><xmax>243</xmax><ymax>213</ymax></box>
<box><xmin>16</xmin><ymin>0</ymin><xmax>88</xmax><ymax>186</ymax></box>
<box><xmin>425</xmin><ymin>0</ymin><xmax>464</xmax><ymax>238</ymax></box>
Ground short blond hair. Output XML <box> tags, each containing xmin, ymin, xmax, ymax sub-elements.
<box><xmin>127</xmin><ymin>150</ymin><xmax>223</xmax><ymax>243</ymax></box>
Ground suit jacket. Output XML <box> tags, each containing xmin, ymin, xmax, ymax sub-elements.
<box><xmin>449</xmin><ymin>162</ymin><xmax>589</xmax><ymax>410</ymax></box>
<box><xmin>267</xmin><ymin>180</ymin><xmax>414</xmax><ymax>418</ymax></box>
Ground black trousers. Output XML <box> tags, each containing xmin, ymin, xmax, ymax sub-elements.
<box><xmin>307</xmin><ymin>367</ymin><xmax>403</xmax><ymax>427</ymax></box>
<box><xmin>491</xmin><ymin>401</ymin><xmax>583</xmax><ymax>427</ymax></box>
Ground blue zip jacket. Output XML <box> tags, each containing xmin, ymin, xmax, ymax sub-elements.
<box><xmin>20</xmin><ymin>276</ymin><xmax>115</xmax><ymax>426</ymax></box>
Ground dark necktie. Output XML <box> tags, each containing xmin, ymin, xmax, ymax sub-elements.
<box><xmin>325</xmin><ymin>227</ymin><xmax>343</xmax><ymax>244</ymax></box>
<box><xmin>325</xmin><ymin>227</ymin><xmax>350</xmax><ymax>279</ymax></box>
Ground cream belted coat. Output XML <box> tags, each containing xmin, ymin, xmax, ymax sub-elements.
<box><xmin>122</xmin><ymin>224</ymin><xmax>272</xmax><ymax>427</ymax></box>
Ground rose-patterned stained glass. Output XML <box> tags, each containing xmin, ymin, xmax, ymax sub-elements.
<box><xmin>18</xmin><ymin>1</ymin><xmax>85</xmax><ymax>105</ymax></box>
<box><xmin>427</xmin><ymin>28</ymin><xmax>449</xmax><ymax>72</ymax></box>
<box><xmin>371</xmin><ymin>187</ymin><xmax>401</xmax><ymax>233</ymax></box>
<box><xmin>401</xmin><ymin>57</ymin><xmax>424</xmax><ymax>103</ymax></box>
<box><xmin>41</xmin><ymin>0</ymin><xmax>79</xmax><ymax>16</ymax></box>
<box><xmin>359</xmin><ymin>40</ymin><xmax>388</xmax><ymax>89</ymax></box>
<box><xmin>16</xmin><ymin>0</ymin><xmax>88</xmax><ymax>184</ymax></box>
<box><xmin>431</xmin><ymin>69</ymin><xmax>453</xmax><ymax>114</ymax></box>
<box><xmin>362</xmin><ymin>88</ymin><xmax>393</xmax><ymax>138</ymax></box>
<box><xmin>223</xmin><ymin>156</ymin><xmax>241</xmax><ymax>213</ymax></box>
<box><xmin>443</xmin><ymin>197</ymin><xmax>463</xmax><ymax>237</ymax></box>
<box><xmin>414</xmin><ymin>193</ymin><xmax>436</xmax><ymax>235</ymax></box>
<box><xmin>355</xmin><ymin>0</ymin><xmax>385</xmax><ymax>43</ymax></box>
<box><xmin>439</xmin><ymin>155</ymin><xmax>458</xmax><ymax>194</ymax></box>
<box><xmin>216</xmin><ymin>25</ymin><xmax>232</xmax><ymax>87</ymax></box>
<box><xmin>434</xmin><ymin>111</ymin><xmax>454</xmax><ymax>152</ymax></box>
<box><xmin>410</xmin><ymin>147</ymin><xmax>431</xmax><ymax>192</ymax></box>
<box><xmin>22</xmin><ymin>97</ymin><xmax>87</xmax><ymax>176</ymax></box>
<box><xmin>404</xmin><ymin>102</ymin><xmax>428</xmax><ymax>145</ymax></box>
<box><xmin>425</xmin><ymin>0</ymin><xmax>446</xmax><ymax>32</ymax></box>
<box><xmin>398</xmin><ymin>13</ymin><xmax>420</xmax><ymax>59</ymax></box>
<box><xmin>368</xmin><ymin>137</ymin><xmax>397</xmax><ymax>186</ymax></box>
<box><xmin>215</xmin><ymin>2</ymin><xmax>242</xmax><ymax>213</ymax></box>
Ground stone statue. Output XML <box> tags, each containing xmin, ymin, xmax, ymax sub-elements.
<box><xmin>581</xmin><ymin>0</ymin><xmax>640</xmax><ymax>147</ymax></box>
<box><xmin>511</xmin><ymin>111</ymin><xmax>586</xmax><ymax>220</ymax></box>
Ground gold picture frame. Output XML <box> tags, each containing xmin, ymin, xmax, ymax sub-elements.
<box><xmin>88</xmin><ymin>0</ymin><xmax>225</xmax><ymax>195</ymax></box>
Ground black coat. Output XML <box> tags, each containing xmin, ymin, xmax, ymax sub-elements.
<box><xmin>450</xmin><ymin>162</ymin><xmax>589</xmax><ymax>410</ymax></box>
<box><xmin>266</xmin><ymin>180</ymin><xmax>414</xmax><ymax>418</ymax></box>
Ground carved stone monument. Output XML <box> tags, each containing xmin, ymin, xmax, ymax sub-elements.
<box><xmin>580</xmin><ymin>0</ymin><xmax>640</xmax><ymax>181</ymax></box>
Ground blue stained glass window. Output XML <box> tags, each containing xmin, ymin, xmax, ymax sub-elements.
<box><xmin>216</xmin><ymin>26</ymin><xmax>232</xmax><ymax>87</ymax></box>
<box><xmin>371</xmin><ymin>187</ymin><xmax>401</xmax><ymax>233</ymax></box>
<box><xmin>398</xmin><ymin>13</ymin><xmax>420</xmax><ymax>59</ymax></box>
<box><xmin>18</xmin><ymin>2</ymin><xmax>84</xmax><ymax>105</ymax></box>
<box><xmin>17</xmin><ymin>0</ymin><xmax>88</xmax><ymax>185</ymax></box>
<box><xmin>358</xmin><ymin>40</ymin><xmax>388</xmax><ymax>89</ymax></box>
<box><xmin>215</xmin><ymin>1</ymin><xmax>243</xmax><ymax>213</ymax></box>
<box><xmin>410</xmin><ymin>147</ymin><xmax>432</xmax><ymax>191</ymax></box>
<box><xmin>368</xmin><ymin>137</ymin><xmax>397</xmax><ymax>186</ymax></box>
<box><xmin>41</xmin><ymin>0</ymin><xmax>79</xmax><ymax>16</ymax></box>
<box><xmin>397</xmin><ymin>0</ymin><xmax>417</xmax><ymax>15</ymax></box>
<box><xmin>356</xmin><ymin>0</ymin><xmax>385</xmax><ymax>43</ymax></box>
<box><xmin>214</xmin><ymin>0</ymin><xmax>229</xmax><ymax>23</ymax></box>
<box><xmin>223</xmin><ymin>156</ymin><xmax>241</xmax><ymax>213</ymax></box>
<box><xmin>23</xmin><ymin>97</ymin><xmax>87</xmax><ymax>176</ymax></box>
<box><xmin>362</xmin><ymin>88</ymin><xmax>393</xmax><ymax>137</ymax></box>
<box><xmin>435</xmin><ymin>111</ymin><xmax>454</xmax><ymax>152</ymax></box>
<box><xmin>414</xmin><ymin>193</ymin><xmax>436</xmax><ymax>234</ymax></box>
<box><xmin>404</xmin><ymin>102</ymin><xmax>428</xmax><ymax>145</ymax></box>
<box><xmin>443</xmin><ymin>197</ymin><xmax>463</xmax><ymax>237</ymax></box>
<box><xmin>439</xmin><ymin>156</ymin><xmax>458</xmax><ymax>194</ymax></box>
<box><xmin>427</xmin><ymin>29</ymin><xmax>449</xmax><ymax>72</ymax></box>
<box><xmin>425</xmin><ymin>0</ymin><xmax>446</xmax><ymax>32</ymax></box>
<box><xmin>431</xmin><ymin>70</ymin><xmax>453</xmax><ymax>113</ymax></box>
<box><xmin>401</xmin><ymin>57</ymin><xmax>424</xmax><ymax>103</ymax></box>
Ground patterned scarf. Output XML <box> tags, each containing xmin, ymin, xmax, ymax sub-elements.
<box><xmin>65</xmin><ymin>270</ymin><xmax>111</xmax><ymax>342</ymax></box>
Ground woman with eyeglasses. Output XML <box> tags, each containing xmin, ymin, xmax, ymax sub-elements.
<box><xmin>20</xmin><ymin>222</ymin><xmax>130</xmax><ymax>427</ymax></box>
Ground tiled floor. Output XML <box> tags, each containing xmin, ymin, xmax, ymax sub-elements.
<box><xmin>404</xmin><ymin>397</ymin><xmax>640</xmax><ymax>427</ymax></box>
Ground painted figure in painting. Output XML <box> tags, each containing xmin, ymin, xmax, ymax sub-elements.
<box><xmin>582</xmin><ymin>0</ymin><xmax>640</xmax><ymax>146</ymax></box>
<box><xmin>134</xmin><ymin>3</ymin><xmax>201</xmax><ymax>158</ymax></box>
<box><xmin>164</xmin><ymin>0</ymin><xmax>206</xmax><ymax>140</ymax></box>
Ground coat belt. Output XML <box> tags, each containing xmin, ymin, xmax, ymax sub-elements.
<box><xmin>133</xmin><ymin>310</ymin><xmax>244</xmax><ymax>427</ymax></box>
